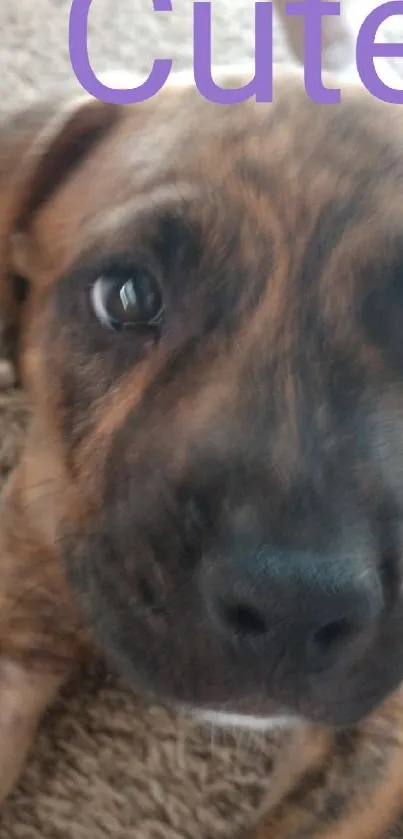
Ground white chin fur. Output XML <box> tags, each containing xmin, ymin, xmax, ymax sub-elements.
<box><xmin>192</xmin><ymin>711</ymin><xmax>299</xmax><ymax>732</ymax></box>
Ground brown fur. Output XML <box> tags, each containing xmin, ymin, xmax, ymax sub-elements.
<box><xmin>1</xmin><ymin>12</ymin><xmax>403</xmax><ymax>835</ymax></box>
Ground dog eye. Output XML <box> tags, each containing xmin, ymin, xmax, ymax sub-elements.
<box><xmin>91</xmin><ymin>269</ymin><xmax>163</xmax><ymax>331</ymax></box>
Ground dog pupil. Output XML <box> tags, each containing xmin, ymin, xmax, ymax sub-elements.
<box><xmin>92</xmin><ymin>269</ymin><xmax>162</xmax><ymax>329</ymax></box>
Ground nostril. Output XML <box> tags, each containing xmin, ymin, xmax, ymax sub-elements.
<box><xmin>311</xmin><ymin>618</ymin><xmax>354</xmax><ymax>656</ymax></box>
<box><xmin>308</xmin><ymin>616</ymin><xmax>364</xmax><ymax>672</ymax></box>
<box><xmin>220</xmin><ymin>601</ymin><xmax>268</xmax><ymax>638</ymax></box>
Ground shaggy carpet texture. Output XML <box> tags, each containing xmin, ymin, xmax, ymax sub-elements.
<box><xmin>1</xmin><ymin>2</ymin><xmax>403</xmax><ymax>838</ymax></box>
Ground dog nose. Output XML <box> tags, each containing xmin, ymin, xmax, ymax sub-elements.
<box><xmin>203</xmin><ymin>545</ymin><xmax>383</xmax><ymax>672</ymax></box>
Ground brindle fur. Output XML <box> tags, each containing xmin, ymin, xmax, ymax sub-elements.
<box><xmin>1</xmin><ymin>16</ymin><xmax>403</xmax><ymax>839</ymax></box>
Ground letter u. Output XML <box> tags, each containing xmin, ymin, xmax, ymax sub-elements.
<box><xmin>193</xmin><ymin>1</ymin><xmax>274</xmax><ymax>104</ymax></box>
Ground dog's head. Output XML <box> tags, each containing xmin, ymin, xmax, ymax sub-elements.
<box><xmin>3</xmin><ymin>64</ymin><xmax>403</xmax><ymax>727</ymax></box>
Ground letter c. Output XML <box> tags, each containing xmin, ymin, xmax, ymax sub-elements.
<box><xmin>69</xmin><ymin>0</ymin><xmax>172</xmax><ymax>105</ymax></box>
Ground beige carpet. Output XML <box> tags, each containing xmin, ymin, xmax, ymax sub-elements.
<box><xmin>1</xmin><ymin>2</ymin><xmax>403</xmax><ymax>837</ymax></box>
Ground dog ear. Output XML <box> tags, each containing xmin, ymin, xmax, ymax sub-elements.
<box><xmin>0</xmin><ymin>90</ymin><xmax>120</xmax><ymax>379</ymax></box>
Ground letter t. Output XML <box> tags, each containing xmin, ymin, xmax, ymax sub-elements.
<box><xmin>286</xmin><ymin>0</ymin><xmax>342</xmax><ymax>104</ymax></box>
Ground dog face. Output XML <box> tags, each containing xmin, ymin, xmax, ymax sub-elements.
<box><xmin>3</xmin><ymin>70</ymin><xmax>403</xmax><ymax>727</ymax></box>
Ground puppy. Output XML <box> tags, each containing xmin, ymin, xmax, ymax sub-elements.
<box><xmin>2</xmin><ymin>6</ymin><xmax>403</xmax><ymax>838</ymax></box>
